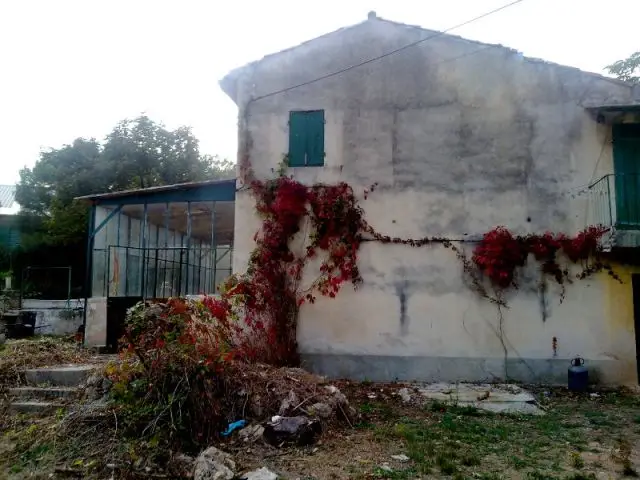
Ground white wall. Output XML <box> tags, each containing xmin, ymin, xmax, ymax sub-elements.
<box><xmin>227</xmin><ymin>19</ymin><xmax>638</xmax><ymax>384</ymax></box>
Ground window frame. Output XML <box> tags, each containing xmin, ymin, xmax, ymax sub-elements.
<box><xmin>288</xmin><ymin>110</ymin><xmax>325</xmax><ymax>167</ymax></box>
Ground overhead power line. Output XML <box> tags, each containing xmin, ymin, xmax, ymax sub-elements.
<box><xmin>250</xmin><ymin>0</ymin><xmax>527</xmax><ymax>103</ymax></box>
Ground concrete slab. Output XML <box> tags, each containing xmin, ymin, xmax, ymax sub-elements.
<box><xmin>9</xmin><ymin>401</ymin><xmax>63</xmax><ymax>414</ymax></box>
<box><xmin>25</xmin><ymin>365</ymin><xmax>96</xmax><ymax>387</ymax></box>
<box><xmin>466</xmin><ymin>401</ymin><xmax>544</xmax><ymax>415</ymax></box>
<box><xmin>9</xmin><ymin>386</ymin><xmax>78</xmax><ymax>400</ymax></box>
<box><xmin>416</xmin><ymin>383</ymin><xmax>543</xmax><ymax>415</ymax></box>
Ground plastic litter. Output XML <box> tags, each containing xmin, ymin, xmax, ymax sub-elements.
<box><xmin>221</xmin><ymin>419</ymin><xmax>247</xmax><ymax>437</ymax></box>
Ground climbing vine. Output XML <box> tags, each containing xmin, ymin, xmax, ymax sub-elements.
<box><xmin>203</xmin><ymin>159</ymin><xmax>615</xmax><ymax>366</ymax></box>
<box><xmin>472</xmin><ymin>226</ymin><xmax>611</xmax><ymax>289</ymax></box>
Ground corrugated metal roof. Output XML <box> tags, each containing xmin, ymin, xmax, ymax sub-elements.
<box><xmin>0</xmin><ymin>185</ymin><xmax>16</xmax><ymax>209</ymax></box>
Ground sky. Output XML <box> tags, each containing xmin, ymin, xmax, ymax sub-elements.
<box><xmin>0</xmin><ymin>0</ymin><xmax>638</xmax><ymax>185</ymax></box>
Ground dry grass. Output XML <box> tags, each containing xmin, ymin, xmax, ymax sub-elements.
<box><xmin>0</xmin><ymin>337</ymin><xmax>92</xmax><ymax>388</ymax></box>
<box><xmin>3</xmin><ymin>382</ymin><xmax>640</xmax><ymax>479</ymax></box>
<box><xmin>225</xmin><ymin>362</ymin><xmax>349</xmax><ymax>421</ymax></box>
<box><xmin>1</xmin><ymin>339</ymin><xmax>639</xmax><ymax>479</ymax></box>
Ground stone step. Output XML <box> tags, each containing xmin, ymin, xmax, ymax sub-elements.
<box><xmin>9</xmin><ymin>401</ymin><xmax>64</xmax><ymax>414</ymax></box>
<box><xmin>9</xmin><ymin>386</ymin><xmax>78</xmax><ymax>400</ymax></box>
<box><xmin>25</xmin><ymin>365</ymin><xmax>95</xmax><ymax>387</ymax></box>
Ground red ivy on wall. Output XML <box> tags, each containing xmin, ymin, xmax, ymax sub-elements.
<box><xmin>472</xmin><ymin>226</ymin><xmax>609</xmax><ymax>289</ymax></box>
<box><xmin>201</xmin><ymin>171</ymin><xmax>612</xmax><ymax>367</ymax></box>
<box><xmin>201</xmin><ymin>176</ymin><xmax>367</xmax><ymax>365</ymax></box>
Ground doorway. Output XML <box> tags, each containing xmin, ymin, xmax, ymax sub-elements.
<box><xmin>630</xmin><ymin>274</ymin><xmax>640</xmax><ymax>383</ymax></box>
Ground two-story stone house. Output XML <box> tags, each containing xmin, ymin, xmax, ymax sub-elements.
<box><xmin>219</xmin><ymin>14</ymin><xmax>640</xmax><ymax>385</ymax></box>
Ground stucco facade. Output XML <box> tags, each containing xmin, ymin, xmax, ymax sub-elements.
<box><xmin>221</xmin><ymin>16</ymin><xmax>639</xmax><ymax>384</ymax></box>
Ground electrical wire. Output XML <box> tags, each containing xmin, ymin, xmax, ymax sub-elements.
<box><xmin>249</xmin><ymin>0</ymin><xmax>527</xmax><ymax>103</ymax></box>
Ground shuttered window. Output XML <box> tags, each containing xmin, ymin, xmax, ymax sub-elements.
<box><xmin>288</xmin><ymin>110</ymin><xmax>325</xmax><ymax>167</ymax></box>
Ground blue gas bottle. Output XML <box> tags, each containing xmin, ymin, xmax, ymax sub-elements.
<box><xmin>568</xmin><ymin>356</ymin><xmax>588</xmax><ymax>392</ymax></box>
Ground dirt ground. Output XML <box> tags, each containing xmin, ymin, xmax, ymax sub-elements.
<box><xmin>2</xmin><ymin>375</ymin><xmax>640</xmax><ymax>479</ymax></box>
<box><xmin>229</xmin><ymin>382</ymin><xmax>640</xmax><ymax>480</ymax></box>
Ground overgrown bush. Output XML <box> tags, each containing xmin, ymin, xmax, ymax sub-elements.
<box><xmin>109</xmin><ymin>298</ymin><xmax>236</xmax><ymax>450</ymax></box>
<box><xmin>109</xmin><ymin>297</ymin><xmax>352</xmax><ymax>452</ymax></box>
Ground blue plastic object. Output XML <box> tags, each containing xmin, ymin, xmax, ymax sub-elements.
<box><xmin>221</xmin><ymin>419</ymin><xmax>247</xmax><ymax>437</ymax></box>
<box><xmin>568</xmin><ymin>357</ymin><xmax>588</xmax><ymax>392</ymax></box>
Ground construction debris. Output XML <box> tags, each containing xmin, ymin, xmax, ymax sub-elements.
<box><xmin>263</xmin><ymin>416</ymin><xmax>322</xmax><ymax>446</ymax></box>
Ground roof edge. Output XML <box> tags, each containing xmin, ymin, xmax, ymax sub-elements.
<box><xmin>75</xmin><ymin>178</ymin><xmax>238</xmax><ymax>203</ymax></box>
<box><xmin>218</xmin><ymin>15</ymin><xmax>633</xmax><ymax>100</ymax></box>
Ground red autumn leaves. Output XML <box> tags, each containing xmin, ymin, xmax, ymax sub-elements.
<box><xmin>472</xmin><ymin>226</ymin><xmax>608</xmax><ymax>288</ymax></box>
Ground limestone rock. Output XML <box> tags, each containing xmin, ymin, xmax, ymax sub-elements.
<box><xmin>308</xmin><ymin>402</ymin><xmax>333</xmax><ymax>419</ymax></box>
<box><xmin>83</xmin><ymin>374</ymin><xmax>112</xmax><ymax>401</ymax></box>
<box><xmin>241</xmin><ymin>466</ymin><xmax>278</xmax><ymax>480</ymax></box>
<box><xmin>193</xmin><ymin>446</ymin><xmax>235</xmax><ymax>480</ymax></box>
<box><xmin>239</xmin><ymin>424</ymin><xmax>265</xmax><ymax>443</ymax></box>
<box><xmin>278</xmin><ymin>390</ymin><xmax>299</xmax><ymax>415</ymax></box>
<box><xmin>398</xmin><ymin>388</ymin><xmax>412</xmax><ymax>403</ymax></box>
<box><xmin>391</xmin><ymin>454</ymin><xmax>410</xmax><ymax>462</ymax></box>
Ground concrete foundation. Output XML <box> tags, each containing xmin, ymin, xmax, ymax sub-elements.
<box><xmin>301</xmin><ymin>354</ymin><xmax>624</xmax><ymax>386</ymax></box>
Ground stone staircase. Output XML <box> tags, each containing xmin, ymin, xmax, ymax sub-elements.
<box><xmin>8</xmin><ymin>365</ymin><xmax>96</xmax><ymax>413</ymax></box>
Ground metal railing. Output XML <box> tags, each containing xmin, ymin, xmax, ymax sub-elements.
<box><xmin>92</xmin><ymin>245</ymin><xmax>232</xmax><ymax>299</ymax></box>
<box><xmin>588</xmin><ymin>173</ymin><xmax>640</xmax><ymax>229</ymax></box>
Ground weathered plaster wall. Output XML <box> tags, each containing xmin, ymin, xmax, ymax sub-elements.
<box><xmin>227</xmin><ymin>18</ymin><xmax>637</xmax><ymax>384</ymax></box>
<box><xmin>21</xmin><ymin>299</ymin><xmax>83</xmax><ymax>336</ymax></box>
<box><xmin>85</xmin><ymin>297</ymin><xmax>107</xmax><ymax>348</ymax></box>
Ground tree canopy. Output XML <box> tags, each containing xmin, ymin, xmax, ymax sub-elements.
<box><xmin>606</xmin><ymin>51</ymin><xmax>640</xmax><ymax>84</ymax></box>
<box><xmin>16</xmin><ymin>115</ymin><xmax>234</xmax><ymax>246</ymax></box>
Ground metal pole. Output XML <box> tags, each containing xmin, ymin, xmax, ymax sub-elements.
<box><xmin>606</xmin><ymin>175</ymin><xmax>613</xmax><ymax>227</ymax></box>
<box><xmin>196</xmin><ymin>240</ymin><xmax>201</xmax><ymax>294</ymax></box>
<box><xmin>82</xmin><ymin>203</ymin><xmax>97</xmax><ymax>343</ymax></box>
<box><xmin>163</xmin><ymin>203</ymin><xmax>169</xmax><ymax>298</ymax></box>
<box><xmin>106</xmin><ymin>247</ymin><xmax>111</xmax><ymax>297</ymax></box>
<box><xmin>67</xmin><ymin>267</ymin><xmax>72</xmax><ymax>306</ymax></box>
<box><xmin>211</xmin><ymin>202</ymin><xmax>217</xmax><ymax>293</ymax></box>
<box><xmin>141</xmin><ymin>203</ymin><xmax>148</xmax><ymax>299</ymax></box>
<box><xmin>124</xmin><ymin>246</ymin><xmax>130</xmax><ymax>297</ymax></box>
<box><xmin>19</xmin><ymin>267</ymin><xmax>27</xmax><ymax>310</ymax></box>
<box><xmin>177</xmin><ymin>249</ymin><xmax>184</xmax><ymax>297</ymax></box>
<box><xmin>125</xmin><ymin>216</ymin><xmax>131</xmax><ymax>296</ymax></box>
<box><xmin>185</xmin><ymin>202</ymin><xmax>192</xmax><ymax>295</ymax></box>
<box><xmin>153</xmin><ymin>247</ymin><xmax>159</xmax><ymax>298</ymax></box>
<box><xmin>116</xmin><ymin>208</ymin><xmax>121</xmax><ymax>247</ymax></box>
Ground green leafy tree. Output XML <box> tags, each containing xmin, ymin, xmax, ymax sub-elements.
<box><xmin>606</xmin><ymin>51</ymin><xmax>640</xmax><ymax>84</ymax></box>
<box><xmin>102</xmin><ymin>116</ymin><xmax>231</xmax><ymax>190</ymax></box>
<box><xmin>16</xmin><ymin>115</ymin><xmax>234</xmax><ymax>246</ymax></box>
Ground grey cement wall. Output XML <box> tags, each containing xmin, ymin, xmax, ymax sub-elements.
<box><xmin>222</xmin><ymin>17</ymin><xmax>638</xmax><ymax>384</ymax></box>
<box><xmin>21</xmin><ymin>299</ymin><xmax>84</xmax><ymax>336</ymax></box>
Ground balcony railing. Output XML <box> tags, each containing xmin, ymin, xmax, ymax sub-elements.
<box><xmin>588</xmin><ymin>173</ymin><xmax>640</xmax><ymax>229</ymax></box>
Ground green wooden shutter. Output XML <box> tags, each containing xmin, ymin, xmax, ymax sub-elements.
<box><xmin>288</xmin><ymin>110</ymin><xmax>325</xmax><ymax>167</ymax></box>
<box><xmin>613</xmin><ymin>124</ymin><xmax>640</xmax><ymax>228</ymax></box>
<box><xmin>306</xmin><ymin>110</ymin><xmax>325</xmax><ymax>166</ymax></box>
<box><xmin>288</xmin><ymin>112</ymin><xmax>307</xmax><ymax>167</ymax></box>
